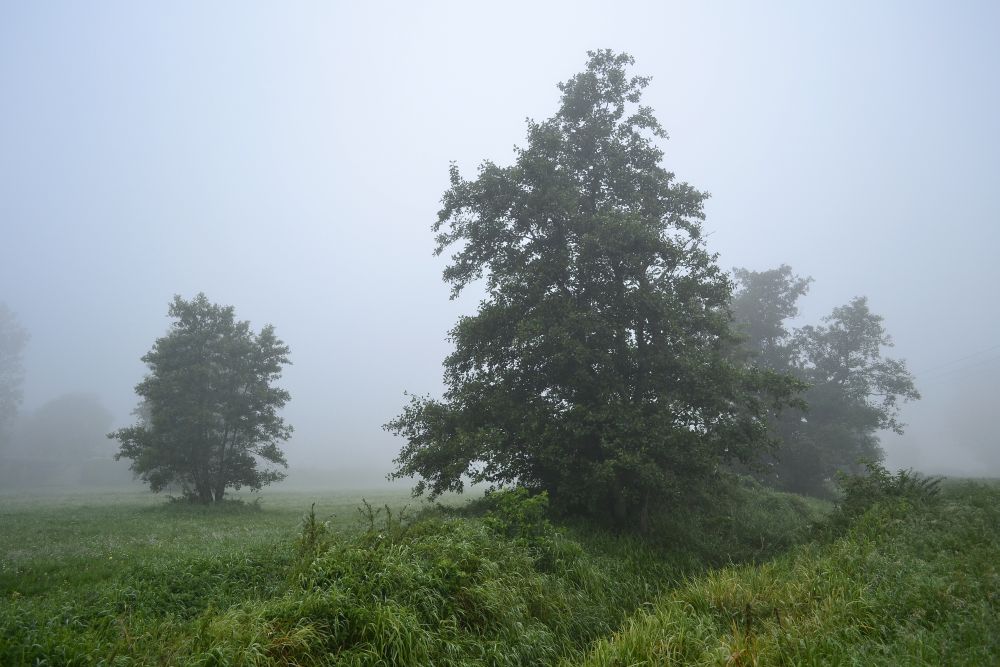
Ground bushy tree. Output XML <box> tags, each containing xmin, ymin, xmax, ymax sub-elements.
<box><xmin>110</xmin><ymin>294</ymin><xmax>292</xmax><ymax>503</ymax></box>
<box><xmin>782</xmin><ymin>297</ymin><xmax>920</xmax><ymax>491</ymax></box>
<box><xmin>731</xmin><ymin>268</ymin><xmax>920</xmax><ymax>495</ymax></box>
<box><xmin>386</xmin><ymin>51</ymin><xmax>796</xmax><ymax>528</ymax></box>
<box><xmin>0</xmin><ymin>302</ymin><xmax>29</xmax><ymax>447</ymax></box>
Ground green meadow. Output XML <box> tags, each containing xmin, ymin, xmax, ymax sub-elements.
<box><xmin>1</xmin><ymin>479</ymin><xmax>997</xmax><ymax>665</ymax></box>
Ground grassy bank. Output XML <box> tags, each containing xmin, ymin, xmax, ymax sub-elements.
<box><xmin>576</xmin><ymin>481</ymin><xmax>1000</xmax><ymax>666</ymax></box>
<box><xmin>9</xmin><ymin>480</ymin><xmax>993</xmax><ymax>666</ymax></box>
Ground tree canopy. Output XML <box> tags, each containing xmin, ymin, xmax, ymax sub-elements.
<box><xmin>386</xmin><ymin>51</ymin><xmax>797</xmax><ymax>527</ymax></box>
<box><xmin>731</xmin><ymin>268</ymin><xmax>921</xmax><ymax>495</ymax></box>
<box><xmin>110</xmin><ymin>294</ymin><xmax>292</xmax><ymax>503</ymax></box>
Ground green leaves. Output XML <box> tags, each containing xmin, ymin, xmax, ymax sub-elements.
<box><xmin>110</xmin><ymin>293</ymin><xmax>292</xmax><ymax>502</ymax></box>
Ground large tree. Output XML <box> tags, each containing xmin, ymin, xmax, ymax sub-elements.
<box><xmin>731</xmin><ymin>268</ymin><xmax>920</xmax><ymax>495</ymax></box>
<box><xmin>0</xmin><ymin>302</ymin><xmax>29</xmax><ymax>447</ymax></box>
<box><xmin>386</xmin><ymin>51</ymin><xmax>796</xmax><ymax>527</ymax></box>
<box><xmin>111</xmin><ymin>294</ymin><xmax>292</xmax><ymax>503</ymax></box>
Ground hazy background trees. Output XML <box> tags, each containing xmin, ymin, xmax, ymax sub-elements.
<box><xmin>1</xmin><ymin>4</ymin><xmax>997</xmax><ymax>487</ymax></box>
<box><xmin>729</xmin><ymin>266</ymin><xmax>811</xmax><ymax>371</ymax></box>
<box><xmin>0</xmin><ymin>392</ymin><xmax>131</xmax><ymax>487</ymax></box>
<box><xmin>731</xmin><ymin>267</ymin><xmax>920</xmax><ymax>495</ymax></box>
<box><xmin>110</xmin><ymin>294</ymin><xmax>292</xmax><ymax>503</ymax></box>
<box><xmin>0</xmin><ymin>303</ymin><xmax>28</xmax><ymax>450</ymax></box>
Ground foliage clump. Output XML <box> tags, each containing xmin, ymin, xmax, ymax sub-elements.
<box><xmin>483</xmin><ymin>487</ymin><xmax>553</xmax><ymax>541</ymax></box>
<box><xmin>827</xmin><ymin>459</ymin><xmax>942</xmax><ymax>531</ymax></box>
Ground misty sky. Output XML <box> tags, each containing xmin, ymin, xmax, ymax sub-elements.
<box><xmin>2</xmin><ymin>1</ymin><xmax>998</xmax><ymax>482</ymax></box>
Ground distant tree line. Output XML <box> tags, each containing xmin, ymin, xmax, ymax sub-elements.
<box><xmin>0</xmin><ymin>306</ymin><xmax>132</xmax><ymax>488</ymax></box>
<box><xmin>0</xmin><ymin>302</ymin><xmax>28</xmax><ymax>447</ymax></box>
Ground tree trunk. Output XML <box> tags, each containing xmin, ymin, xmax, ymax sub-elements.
<box><xmin>610</xmin><ymin>487</ymin><xmax>628</xmax><ymax>527</ymax></box>
<box><xmin>638</xmin><ymin>491</ymin><xmax>651</xmax><ymax>534</ymax></box>
<box><xmin>197</xmin><ymin>484</ymin><xmax>213</xmax><ymax>504</ymax></box>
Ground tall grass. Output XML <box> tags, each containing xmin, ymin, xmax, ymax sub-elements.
<box><xmin>181</xmin><ymin>491</ymin><xmax>673</xmax><ymax>666</ymax></box>
<box><xmin>576</xmin><ymin>481</ymin><xmax>1000</xmax><ymax>666</ymax></box>
<box><xmin>0</xmin><ymin>483</ymin><xmax>827</xmax><ymax>665</ymax></box>
<box><xmin>0</xmin><ymin>490</ymin><xmax>405</xmax><ymax>666</ymax></box>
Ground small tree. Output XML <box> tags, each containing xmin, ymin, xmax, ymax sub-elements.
<box><xmin>111</xmin><ymin>294</ymin><xmax>292</xmax><ymax>503</ymax></box>
<box><xmin>386</xmin><ymin>51</ymin><xmax>797</xmax><ymax>528</ymax></box>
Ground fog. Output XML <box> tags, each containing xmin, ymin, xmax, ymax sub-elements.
<box><xmin>1</xmin><ymin>1</ymin><xmax>997</xmax><ymax>489</ymax></box>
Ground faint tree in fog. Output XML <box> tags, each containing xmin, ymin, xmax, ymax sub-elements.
<box><xmin>0</xmin><ymin>302</ymin><xmax>29</xmax><ymax>447</ymax></box>
<box><xmin>385</xmin><ymin>51</ymin><xmax>799</xmax><ymax>529</ymax></box>
<box><xmin>732</xmin><ymin>268</ymin><xmax>920</xmax><ymax>495</ymax></box>
<box><xmin>0</xmin><ymin>393</ymin><xmax>122</xmax><ymax>487</ymax></box>
<box><xmin>110</xmin><ymin>294</ymin><xmax>292</xmax><ymax>503</ymax></box>
<box><xmin>781</xmin><ymin>297</ymin><xmax>921</xmax><ymax>493</ymax></box>
<box><xmin>13</xmin><ymin>393</ymin><xmax>113</xmax><ymax>459</ymax></box>
<box><xmin>730</xmin><ymin>265</ymin><xmax>812</xmax><ymax>370</ymax></box>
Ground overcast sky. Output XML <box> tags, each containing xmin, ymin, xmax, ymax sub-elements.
<box><xmin>2</xmin><ymin>1</ymin><xmax>998</xmax><ymax>483</ymax></box>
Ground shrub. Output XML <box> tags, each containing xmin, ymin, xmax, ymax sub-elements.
<box><xmin>483</xmin><ymin>488</ymin><xmax>553</xmax><ymax>541</ymax></box>
<box><xmin>828</xmin><ymin>460</ymin><xmax>941</xmax><ymax>532</ymax></box>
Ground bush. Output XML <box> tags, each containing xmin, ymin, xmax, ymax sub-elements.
<box><xmin>827</xmin><ymin>460</ymin><xmax>941</xmax><ymax>532</ymax></box>
<box><xmin>193</xmin><ymin>511</ymin><xmax>657</xmax><ymax>665</ymax></box>
<box><xmin>483</xmin><ymin>488</ymin><xmax>552</xmax><ymax>541</ymax></box>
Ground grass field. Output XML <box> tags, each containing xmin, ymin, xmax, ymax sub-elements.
<box><xmin>1</xmin><ymin>480</ymin><xmax>995</xmax><ymax>665</ymax></box>
<box><xmin>0</xmin><ymin>488</ymin><xmax>411</xmax><ymax>597</ymax></box>
<box><xmin>0</xmin><ymin>488</ymin><xmax>419</xmax><ymax>665</ymax></box>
